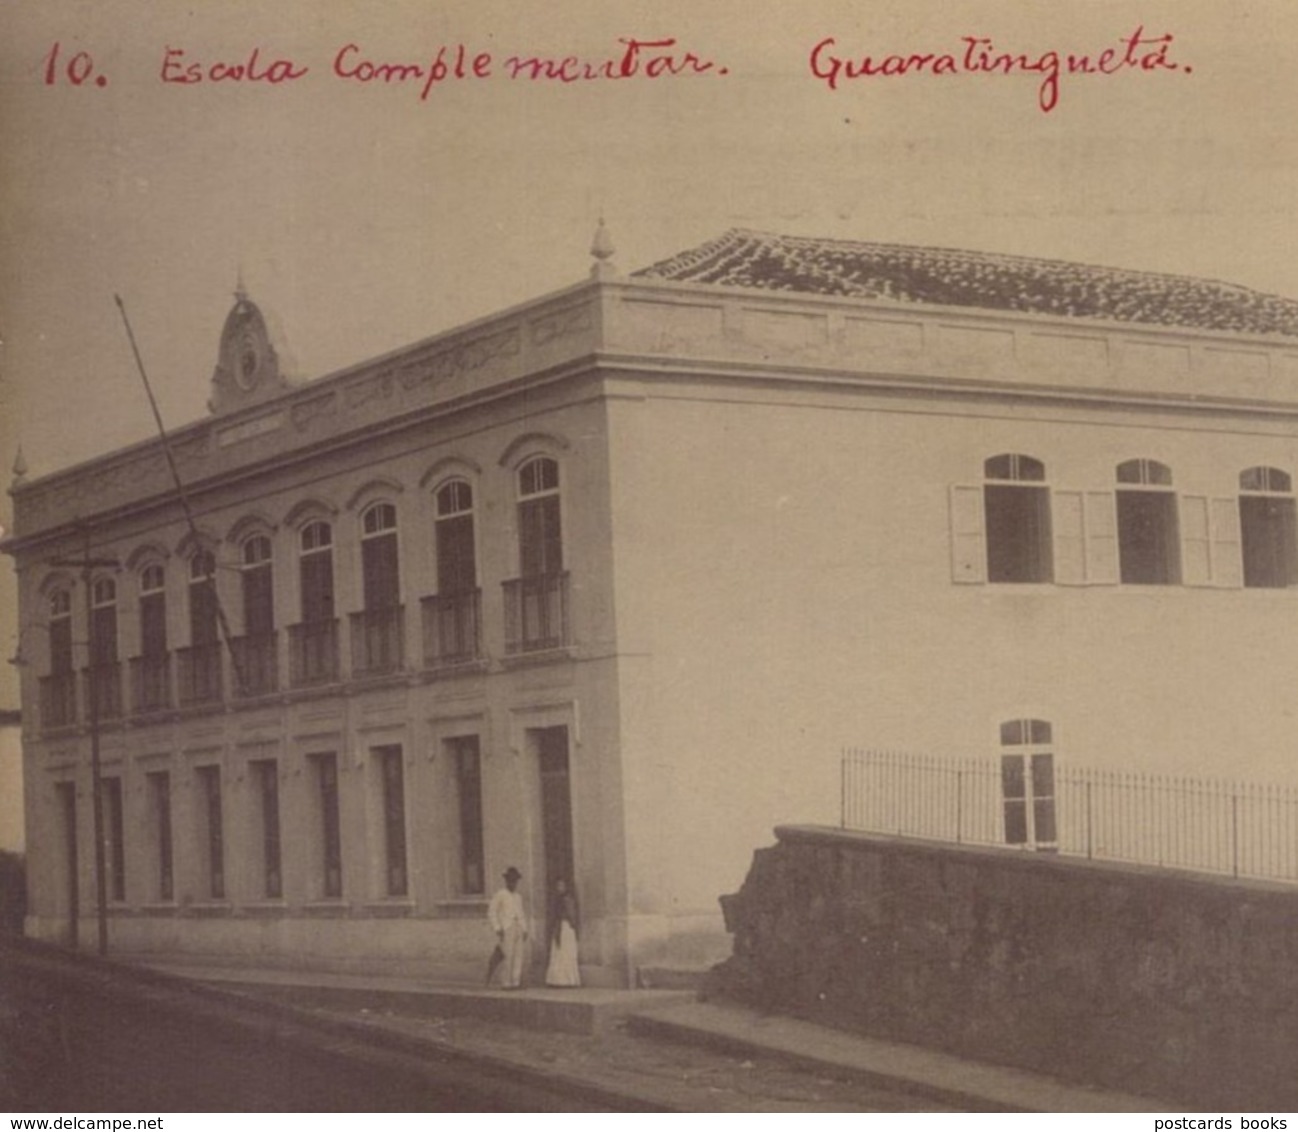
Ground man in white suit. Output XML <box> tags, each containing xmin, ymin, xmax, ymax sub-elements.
<box><xmin>486</xmin><ymin>865</ymin><xmax>529</xmax><ymax>988</ymax></box>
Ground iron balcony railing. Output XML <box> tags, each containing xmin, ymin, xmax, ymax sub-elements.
<box><xmin>177</xmin><ymin>643</ymin><xmax>223</xmax><ymax>707</ymax></box>
<box><xmin>229</xmin><ymin>632</ymin><xmax>279</xmax><ymax>698</ymax></box>
<box><xmin>503</xmin><ymin>572</ymin><xmax>569</xmax><ymax>654</ymax></box>
<box><xmin>130</xmin><ymin>654</ymin><xmax>171</xmax><ymax>714</ymax></box>
<box><xmin>421</xmin><ymin>590</ymin><xmax>482</xmax><ymax>668</ymax></box>
<box><xmin>39</xmin><ymin>672</ymin><xmax>77</xmax><ymax>729</ymax></box>
<box><xmin>349</xmin><ymin>606</ymin><xmax>405</xmax><ymax>676</ymax></box>
<box><xmin>842</xmin><ymin>747</ymin><xmax>1298</xmax><ymax>884</ymax></box>
<box><xmin>288</xmin><ymin>620</ymin><xmax>339</xmax><ymax>687</ymax></box>
<box><xmin>82</xmin><ymin>663</ymin><xmax>123</xmax><ymax>721</ymax></box>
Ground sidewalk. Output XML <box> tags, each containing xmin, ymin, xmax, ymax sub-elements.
<box><xmin>626</xmin><ymin>1000</ymin><xmax>1171</xmax><ymax>1113</ymax></box>
<box><xmin>138</xmin><ymin>958</ymin><xmax>1174</xmax><ymax>1112</ymax></box>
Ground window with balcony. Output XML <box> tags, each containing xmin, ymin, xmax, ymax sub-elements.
<box><xmin>984</xmin><ymin>454</ymin><xmax>1053</xmax><ymax>583</ymax></box>
<box><xmin>424</xmin><ymin>480</ymin><xmax>480</xmax><ymax>666</ymax></box>
<box><xmin>1116</xmin><ymin>459</ymin><xmax>1181</xmax><ymax>584</ymax></box>
<box><xmin>506</xmin><ymin>456</ymin><xmax>568</xmax><ymax>653</ymax></box>
<box><xmin>41</xmin><ymin>588</ymin><xmax>77</xmax><ymax>728</ymax></box>
<box><xmin>134</xmin><ymin>564</ymin><xmax>171</xmax><ymax>713</ymax></box>
<box><xmin>1239</xmin><ymin>466</ymin><xmax>1298</xmax><ymax>589</ymax></box>
<box><xmin>292</xmin><ymin>522</ymin><xmax>338</xmax><ymax>686</ymax></box>
<box><xmin>233</xmin><ymin>535</ymin><xmax>277</xmax><ymax>696</ymax></box>
<box><xmin>1000</xmin><ymin>719</ymin><xmax>1057</xmax><ymax>850</ymax></box>
<box><xmin>87</xmin><ymin>577</ymin><xmax>122</xmax><ymax>721</ymax></box>
<box><xmin>179</xmin><ymin>551</ymin><xmax>223</xmax><ymax>706</ymax></box>
<box><xmin>353</xmin><ymin>503</ymin><xmax>403</xmax><ymax>675</ymax></box>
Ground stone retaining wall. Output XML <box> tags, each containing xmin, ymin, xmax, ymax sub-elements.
<box><xmin>706</xmin><ymin>825</ymin><xmax>1298</xmax><ymax>1110</ymax></box>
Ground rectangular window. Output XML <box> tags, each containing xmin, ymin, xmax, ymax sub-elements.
<box><xmin>362</xmin><ymin>535</ymin><xmax>400</xmax><ymax>610</ymax></box>
<box><xmin>252</xmin><ymin>760</ymin><xmax>282</xmax><ymax>899</ymax></box>
<box><xmin>190</xmin><ymin>577</ymin><xmax>219</xmax><ymax>646</ymax></box>
<box><xmin>984</xmin><ymin>484</ymin><xmax>1053</xmax><ymax>583</ymax></box>
<box><xmin>1117</xmin><ymin>491</ymin><xmax>1181</xmax><ymax>584</ymax></box>
<box><xmin>196</xmin><ymin>765</ymin><xmax>225</xmax><ymax>899</ymax></box>
<box><xmin>375</xmin><ymin>747</ymin><xmax>407</xmax><ymax>896</ymax></box>
<box><xmin>450</xmin><ymin>736</ymin><xmax>485</xmax><ymax>895</ymax></box>
<box><xmin>1240</xmin><ymin>495</ymin><xmax>1298</xmax><ymax>588</ymax></box>
<box><xmin>300</xmin><ymin>553</ymin><xmax>335</xmax><ymax>623</ymax></box>
<box><xmin>140</xmin><ymin>592</ymin><xmax>167</xmax><ymax>656</ymax></box>
<box><xmin>104</xmin><ymin>776</ymin><xmax>126</xmax><ymax>902</ymax></box>
<box><xmin>50</xmin><ymin>616</ymin><xmax>74</xmax><ymax>673</ymax></box>
<box><xmin>437</xmin><ymin>514</ymin><xmax>477</xmax><ymax>594</ymax></box>
<box><xmin>147</xmin><ymin>771</ymin><xmax>173</xmax><ymax>902</ymax></box>
<box><xmin>312</xmin><ymin>753</ymin><xmax>343</xmax><ymax>898</ymax></box>
<box><xmin>242</xmin><ymin>565</ymin><xmax>275</xmax><ymax>635</ymax></box>
<box><xmin>1001</xmin><ymin>740</ymin><xmax>1057</xmax><ymax>850</ymax></box>
<box><xmin>519</xmin><ymin>495</ymin><xmax>562</xmax><ymax>578</ymax></box>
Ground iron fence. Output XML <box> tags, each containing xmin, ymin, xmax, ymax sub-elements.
<box><xmin>842</xmin><ymin>747</ymin><xmax>1298</xmax><ymax>883</ymax></box>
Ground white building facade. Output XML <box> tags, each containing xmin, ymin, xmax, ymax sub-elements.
<box><xmin>9</xmin><ymin>229</ymin><xmax>1298</xmax><ymax>980</ymax></box>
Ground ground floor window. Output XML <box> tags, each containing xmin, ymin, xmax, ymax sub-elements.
<box><xmin>375</xmin><ymin>746</ymin><xmax>407</xmax><ymax>897</ymax></box>
<box><xmin>311</xmin><ymin>753</ymin><xmax>343</xmax><ymax>898</ymax></box>
<box><xmin>196</xmin><ymin>765</ymin><xmax>225</xmax><ymax>899</ymax></box>
<box><xmin>147</xmin><ymin>771</ymin><xmax>173</xmax><ymax>902</ymax></box>
<box><xmin>449</xmin><ymin>736</ymin><xmax>485</xmax><ymax>896</ymax></box>
<box><xmin>252</xmin><ymin>759</ymin><xmax>282</xmax><ymax>899</ymax></box>
<box><xmin>1000</xmin><ymin>719</ymin><xmax>1057</xmax><ymax>849</ymax></box>
<box><xmin>103</xmin><ymin>776</ymin><xmax>125</xmax><ymax>902</ymax></box>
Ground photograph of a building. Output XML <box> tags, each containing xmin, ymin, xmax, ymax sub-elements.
<box><xmin>9</xmin><ymin>226</ymin><xmax>1298</xmax><ymax>986</ymax></box>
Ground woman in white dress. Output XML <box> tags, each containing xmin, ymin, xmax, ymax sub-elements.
<box><xmin>545</xmin><ymin>878</ymin><xmax>581</xmax><ymax>987</ymax></box>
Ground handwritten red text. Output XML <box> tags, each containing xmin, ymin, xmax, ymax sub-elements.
<box><xmin>333</xmin><ymin>43</ymin><xmax>492</xmax><ymax>100</ymax></box>
<box><xmin>506</xmin><ymin>38</ymin><xmax>727</xmax><ymax>82</ymax></box>
<box><xmin>160</xmin><ymin>46</ymin><xmax>308</xmax><ymax>85</ymax></box>
<box><xmin>809</xmin><ymin>26</ymin><xmax>1190</xmax><ymax>112</ymax></box>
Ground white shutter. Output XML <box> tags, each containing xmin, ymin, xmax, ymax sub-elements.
<box><xmin>1180</xmin><ymin>495</ymin><xmax>1212</xmax><ymax>586</ymax></box>
<box><xmin>949</xmin><ymin>484</ymin><xmax>986</xmax><ymax>584</ymax></box>
<box><xmin>1210</xmin><ymin>496</ymin><xmax>1243</xmax><ymax>588</ymax></box>
<box><xmin>1083</xmin><ymin>491</ymin><xmax>1118</xmax><ymax>584</ymax></box>
<box><xmin>1053</xmin><ymin>490</ymin><xmax>1085</xmax><ymax>585</ymax></box>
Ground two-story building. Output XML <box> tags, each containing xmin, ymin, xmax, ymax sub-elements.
<box><xmin>9</xmin><ymin>227</ymin><xmax>1298</xmax><ymax>982</ymax></box>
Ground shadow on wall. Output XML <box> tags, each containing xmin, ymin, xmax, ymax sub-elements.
<box><xmin>0</xmin><ymin>853</ymin><xmax>25</xmax><ymax>935</ymax></box>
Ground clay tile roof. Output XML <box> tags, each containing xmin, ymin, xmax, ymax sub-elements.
<box><xmin>633</xmin><ymin>229</ymin><xmax>1298</xmax><ymax>338</ymax></box>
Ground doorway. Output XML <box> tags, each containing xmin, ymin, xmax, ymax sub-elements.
<box><xmin>534</xmin><ymin>726</ymin><xmax>574</xmax><ymax>898</ymax></box>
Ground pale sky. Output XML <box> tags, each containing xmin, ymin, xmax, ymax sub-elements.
<box><xmin>4</xmin><ymin>0</ymin><xmax>1298</xmax><ymax>710</ymax></box>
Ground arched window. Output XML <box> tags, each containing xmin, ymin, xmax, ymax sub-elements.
<box><xmin>236</xmin><ymin>535</ymin><xmax>276</xmax><ymax>697</ymax></box>
<box><xmin>48</xmin><ymin>588</ymin><xmax>73</xmax><ymax>674</ymax></box>
<box><xmin>426</xmin><ymin>480</ymin><xmax>480</xmax><ymax>667</ymax></box>
<box><xmin>1239</xmin><ymin>466</ymin><xmax>1297</xmax><ymax>588</ymax></box>
<box><xmin>435</xmin><ymin>481</ymin><xmax>476</xmax><ymax>595</ymax></box>
<box><xmin>360</xmin><ymin>503</ymin><xmax>399</xmax><ymax>610</ymax></box>
<box><xmin>983</xmin><ymin>454</ymin><xmax>1052</xmax><ymax>583</ymax></box>
<box><xmin>42</xmin><ymin>586</ymin><xmax>77</xmax><ymax>728</ymax></box>
<box><xmin>299</xmin><ymin>522</ymin><xmax>334</xmax><ymax>623</ymax></box>
<box><xmin>508</xmin><ymin>456</ymin><xmax>567</xmax><ymax>653</ymax></box>
<box><xmin>1116</xmin><ymin>459</ymin><xmax>1180</xmax><ymax>584</ymax></box>
<box><xmin>188</xmin><ymin>550</ymin><xmax>219</xmax><ymax>647</ymax></box>
<box><xmin>241</xmin><ymin>535</ymin><xmax>274</xmax><ymax>634</ymax></box>
<box><xmin>136</xmin><ymin>564</ymin><xmax>170</xmax><ymax>712</ymax></box>
<box><xmin>183</xmin><ymin>550</ymin><xmax>222</xmax><ymax>705</ymax></box>
<box><xmin>1000</xmin><ymin>719</ymin><xmax>1056</xmax><ymax>849</ymax></box>
<box><xmin>293</xmin><ymin>520</ymin><xmax>337</xmax><ymax>686</ymax></box>
<box><xmin>90</xmin><ymin>578</ymin><xmax>118</xmax><ymax>666</ymax></box>
<box><xmin>139</xmin><ymin>564</ymin><xmax>167</xmax><ymax>656</ymax></box>
<box><xmin>517</xmin><ymin>457</ymin><xmax>562</xmax><ymax>578</ymax></box>
<box><xmin>356</xmin><ymin>503</ymin><xmax>402</xmax><ymax>674</ymax></box>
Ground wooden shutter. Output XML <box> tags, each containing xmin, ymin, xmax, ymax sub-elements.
<box><xmin>1210</xmin><ymin>496</ymin><xmax>1243</xmax><ymax>587</ymax></box>
<box><xmin>949</xmin><ymin>485</ymin><xmax>986</xmax><ymax>584</ymax></box>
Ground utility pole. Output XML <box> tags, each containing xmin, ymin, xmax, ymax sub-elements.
<box><xmin>51</xmin><ymin>525</ymin><xmax>120</xmax><ymax>957</ymax></box>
